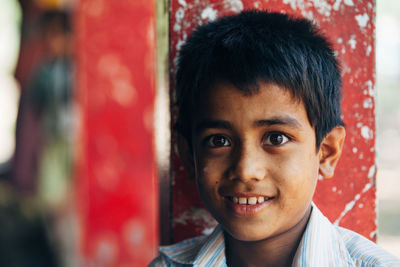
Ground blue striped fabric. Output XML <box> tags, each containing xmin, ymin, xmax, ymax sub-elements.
<box><xmin>149</xmin><ymin>203</ymin><xmax>400</xmax><ymax>267</ymax></box>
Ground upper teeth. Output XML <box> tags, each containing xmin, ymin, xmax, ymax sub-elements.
<box><xmin>232</xmin><ymin>196</ymin><xmax>270</xmax><ymax>205</ymax></box>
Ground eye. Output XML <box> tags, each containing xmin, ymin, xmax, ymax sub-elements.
<box><xmin>206</xmin><ymin>135</ymin><xmax>231</xmax><ymax>148</ymax></box>
<box><xmin>263</xmin><ymin>132</ymin><xmax>290</xmax><ymax>146</ymax></box>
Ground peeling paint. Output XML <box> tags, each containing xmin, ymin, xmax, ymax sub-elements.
<box><xmin>223</xmin><ymin>0</ymin><xmax>244</xmax><ymax>13</ymax></box>
<box><xmin>178</xmin><ymin>0</ymin><xmax>187</xmax><ymax>7</ymax></box>
<box><xmin>365</xmin><ymin>80</ymin><xmax>375</xmax><ymax>97</ymax></box>
<box><xmin>343</xmin><ymin>0</ymin><xmax>354</xmax><ymax>6</ymax></box>
<box><xmin>312</xmin><ymin>0</ymin><xmax>332</xmax><ymax>17</ymax></box>
<box><xmin>355</xmin><ymin>13</ymin><xmax>369</xmax><ymax>28</ymax></box>
<box><xmin>174</xmin><ymin>208</ymin><xmax>217</xmax><ymax>228</ymax></box>
<box><xmin>333</xmin><ymin>0</ymin><xmax>342</xmax><ymax>11</ymax></box>
<box><xmin>368</xmin><ymin>165</ymin><xmax>376</xmax><ymax>179</ymax></box>
<box><xmin>363</xmin><ymin>98</ymin><xmax>373</xmax><ymax>109</ymax></box>
<box><xmin>283</xmin><ymin>0</ymin><xmax>297</xmax><ymax>10</ymax></box>
<box><xmin>334</xmin><ymin>183</ymin><xmax>372</xmax><ymax>225</ymax></box>
<box><xmin>201</xmin><ymin>7</ymin><xmax>218</xmax><ymax>21</ymax></box>
<box><xmin>348</xmin><ymin>35</ymin><xmax>357</xmax><ymax>50</ymax></box>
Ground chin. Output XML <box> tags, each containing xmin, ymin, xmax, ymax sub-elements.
<box><xmin>223</xmin><ymin>224</ymin><xmax>271</xmax><ymax>242</ymax></box>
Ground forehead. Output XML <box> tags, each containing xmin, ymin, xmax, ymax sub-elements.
<box><xmin>195</xmin><ymin>82</ymin><xmax>308</xmax><ymax>125</ymax></box>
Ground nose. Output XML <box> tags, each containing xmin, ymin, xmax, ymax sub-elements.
<box><xmin>230</xmin><ymin>143</ymin><xmax>267</xmax><ymax>182</ymax></box>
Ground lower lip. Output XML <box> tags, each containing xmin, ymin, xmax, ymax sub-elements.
<box><xmin>225</xmin><ymin>198</ymin><xmax>274</xmax><ymax>216</ymax></box>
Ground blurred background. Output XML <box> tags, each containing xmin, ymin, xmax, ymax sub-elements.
<box><xmin>376</xmin><ymin>0</ymin><xmax>400</xmax><ymax>256</ymax></box>
<box><xmin>0</xmin><ymin>0</ymin><xmax>398</xmax><ymax>266</ymax></box>
<box><xmin>0</xmin><ymin>1</ymin><xmax>77</xmax><ymax>266</ymax></box>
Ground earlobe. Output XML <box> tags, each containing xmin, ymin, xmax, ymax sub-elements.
<box><xmin>177</xmin><ymin>133</ymin><xmax>195</xmax><ymax>179</ymax></box>
<box><xmin>318</xmin><ymin>126</ymin><xmax>346</xmax><ymax>178</ymax></box>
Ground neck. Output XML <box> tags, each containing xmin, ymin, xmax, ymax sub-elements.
<box><xmin>224</xmin><ymin>205</ymin><xmax>312</xmax><ymax>267</ymax></box>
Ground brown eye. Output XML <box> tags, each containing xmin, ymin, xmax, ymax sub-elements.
<box><xmin>207</xmin><ymin>135</ymin><xmax>231</xmax><ymax>147</ymax></box>
<box><xmin>263</xmin><ymin>133</ymin><xmax>289</xmax><ymax>146</ymax></box>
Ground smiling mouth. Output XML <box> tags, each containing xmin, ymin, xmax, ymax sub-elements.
<box><xmin>226</xmin><ymin>196</ymin><xmax>275</xmax><ymax>205</ymax></box>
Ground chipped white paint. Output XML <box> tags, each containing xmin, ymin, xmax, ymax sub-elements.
<box><xmin>343</xmin><ymin>0</ymin><xmax>354</xmax><ymax>6</ymax></box>
<box><xmin>201</xmin><ymin>7</ymin><xmax>218</xmax><ymax>21</ymax></box>
<box><xmin>366</xmin><ymin>45</ymin><xmax>372</xmax><ymax>56</ymax></box>
<box><xmin>333</xmin><ymin>0</ymin><xmax>341</xmax><ymax>11</ymax></box>
<box><xmin>176</xmin><ymin>39</ymin><xmax>185</xmax><ymax>52</ymax></box>
<box><xmin>312</xmin><ymin>0</ymin><xmax>332</xmax><ymax>17</ymax></box>
<box><xmin>348</xmin><ymin>35</ymin><xmax>357</xmax><ymax>50</ymax></box>
<box><xmin>355</xmin><ymin>13</ymin><xmax>369</xmax><ymax>28</ymax></box>
<box><xmin>369</xmin><ymin>230</ymin><xmax>376</xmax><ymax>239</ymax></box>
<box><xmin>174</xmin><ymin>8</ymin><xmax>185</xmax><ymax>32</ymax></box>
<box><xmin>174</xmin><ymin>207</ymin><xmax>217</xmax><ymax>228</ymax></box>
<box><xmin>332</xmin><ymin>186</ymin><xmax>337</xmax><ymax>192</ymax></box>
<box><xmin>358</xmin><ymin>203</ymin><xmax>364</xmax><ymax>209</ymax></box>
<box><xmin>178</xmin><ymin>0</ymin><xmax>187</xmax><ymax>7</ymax></box>
<box><xmin>365</xmin><ymin>80</ymin><xmax>375</xmax><ymax>97</ymax></box>
<box><xmin>332</xmin><ymin>0</ymin><xmax>355</xmax><ymax>10</ymax></box>
<box><xmin>223</xmin><ymin>0</ymin><xmax>244</xmax><ymax>13</ymax></box>
<box><xmin>318</xmin><ymin>173</ymin><xmax>324</xmax><ymax>180</ymax></box>
<box><xmin>363</xmin><ymin>98</ymin><xmax>373</xmax><ymax>109</ymax></box>
<box><xmin>368</xmin><ymin>165</ymin><xmax>376</xmax><ymax>179</ymax></box>
<box><xmin>361</xmin><ymin>166</ymin><xmax>367</xmax><ymax>171</ymax></box>
<box><xmin>337</xmin><ymin>37</ymin><xmax>343</xmax><ymax>43</ymax></box>
<box><xmin>352</xmin><ymin>147</ymin><xmax>358</xmax><ymax>153</ymax></box>
<box><xmin>334</xmin><ymin>182</ymin><xmax>372</xmax><ymax>225</ymax></box>
<box><xmin>283</xmin><ymin>0</ymin><xmax>297</xmax><ymax>10</ymax></box>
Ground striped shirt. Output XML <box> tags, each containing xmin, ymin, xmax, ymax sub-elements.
<box><xmin>149</xmin><ymin>203</ymin><xmax>400</xmax><ymax>266</ymax></box>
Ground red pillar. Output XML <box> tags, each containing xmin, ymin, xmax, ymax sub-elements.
<box><xmin>75</xmin><ymin>1</ymin><xmax>158</xmax><ymax>265</ymax></box>
<box><xmin>170</xmin><ymin>0</ymin><xmax>376</xmax><ymax>242</ymax></box>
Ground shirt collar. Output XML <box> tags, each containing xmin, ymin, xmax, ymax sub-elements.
<box><xmin>159</xmin><ymin>225</ymin><xmax>226</xmax><ymax>266</ymax></box>
<box><xmin>291</xmin><ymin>202</ymin><xmax>354</xmax><ymax>266</ymax></box>
<box><xmin>161</xmin><ymin>203</ymin><xmax>354</xmax><ymax>266</ymax></box>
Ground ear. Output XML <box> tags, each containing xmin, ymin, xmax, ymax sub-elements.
<box><xmin>177</xmin><ymin>133</ymin><xmax>195</xmax><ymax>179</ymax></box>
<box><xmin>318</xmin><ymin>126</ymin><xmax>346</xmax><ymax>178</ymax></box>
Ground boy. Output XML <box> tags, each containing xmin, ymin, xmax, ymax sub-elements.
<box><xmin>151</xmin><ymin>10</ymin><xmax>400</xmax><ymax>266</ymax></box>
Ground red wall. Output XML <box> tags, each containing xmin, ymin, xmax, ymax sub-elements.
<box><xmin>75</xmin><ymin>1</ymin><xmax>158</xmax><ymax>265</ymax></box>
<box><xmin>170</xmin><ymin>0</ymin><xmax>376</xmax><ymax>243</ymax></box>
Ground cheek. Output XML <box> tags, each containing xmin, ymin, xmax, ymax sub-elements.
<box><xmin>195</xmin><ymin>159</ymin><xmax>222</xmax><ymax>191</ymax></box>
<box><xmin>273</xmin><ymin>148</ymin><xmax>319</xmax><ymax>189</ymax></box>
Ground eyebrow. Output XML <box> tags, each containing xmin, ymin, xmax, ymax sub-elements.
<box><xmin>195</xmin><ymin>115</ymin><xmax>303</xmax><ymax>132</ymax></box>
<box><xmin>254</xmin><ymin>115</ymin><xmax>303</xmax><ymax>129</ymax></box>
<box><xmin>195</xmin><ymin>120</ymin><xmax>233</xmax><ymax>132</ymax></box>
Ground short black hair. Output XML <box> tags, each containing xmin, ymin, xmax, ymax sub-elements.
<box><xmin>175</xmin><ymin>10</ymin><xmax>343</xmax><ymax>148</ymax></box>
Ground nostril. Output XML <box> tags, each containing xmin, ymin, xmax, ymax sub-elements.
<box><xmin>229</xmin><ymin>147</ymin><xmax>267</xmax><ymax>181</ymax></box>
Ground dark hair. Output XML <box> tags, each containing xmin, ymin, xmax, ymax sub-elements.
<box><xmin>175</xmin><ymin>10</ymin><xmax>343</xmax><ymax>148</ymax></box>
<box><xmin>40</xmin><ymin>10</ymin><xmax>71</xmax><ymax>34</ymax></box>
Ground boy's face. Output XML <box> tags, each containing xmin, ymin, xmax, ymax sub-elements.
<box><xmin>190</xmin><ymin>82</ymin><xmax>321</xmax><ymax>241</ymax></box>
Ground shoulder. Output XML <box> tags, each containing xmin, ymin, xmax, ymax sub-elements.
<box><xmin>148</xmin><ymin>235</ymin><xmax>207</xmax><ymax>267</ymax></box>
<box><xmin>336</xmin><ymin>226</ymin><xmax>400</xmax><ymax>267</ymax></box>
